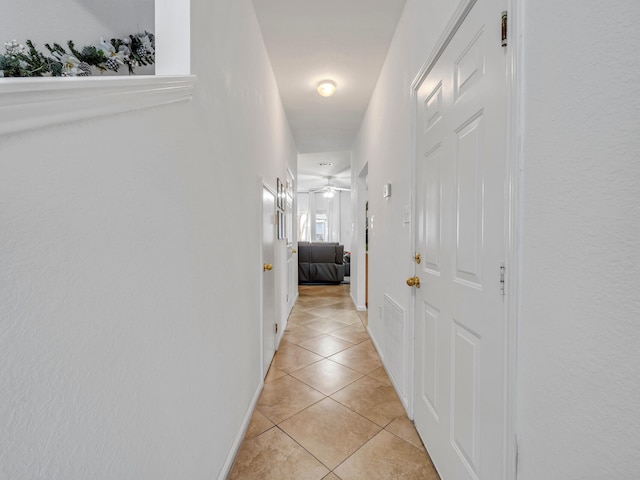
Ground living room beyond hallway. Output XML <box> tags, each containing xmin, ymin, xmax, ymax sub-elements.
<box><xmin>228</xmin><ymin>284</ymin><xmax>439</xmax><ymax>479</ymax></box>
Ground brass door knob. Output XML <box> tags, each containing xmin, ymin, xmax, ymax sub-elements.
<box><xmin>406</xmin><ymin>276</ymin><xmax>421</xmax><ymax>288</ymax></box>
<box><xmin>292</xmin><ymin>249</ymin><xmax>297</xmax><ymax>254</ymax></box>
<box><xmin>263</xmin><ymin>263</ymin><xmax>273</xmax><ymax>271</ymax></box>
<box><xmin>414</xmin><ymin>253</ymin><xmax>422</xmax><ymax>264</ymax></box>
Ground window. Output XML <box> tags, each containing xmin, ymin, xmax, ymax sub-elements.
<box><xmin>315</xmin><ymin>211</ymin><xmax>328</xmax><ymax>242</ymax></box>
<box><xmin>298</xmin><ymin>212</ymin><xmax>309</xmax><ymax>242</ymax></box>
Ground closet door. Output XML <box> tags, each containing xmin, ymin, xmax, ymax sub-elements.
<box><xmin>413</xmin><ymin>1</ymin><xmax>509</xmax><ymax>479</ymax></box>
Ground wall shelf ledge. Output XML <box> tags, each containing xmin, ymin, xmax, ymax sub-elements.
<box><xmin>0</xmin><ymin>75</ymin><xmax>196</xmax><ymax>135</ymax></box>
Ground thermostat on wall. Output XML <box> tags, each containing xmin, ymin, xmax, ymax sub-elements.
<box><xmin>383</xmin><ymin>183</ymin><xmax>391</xmax><ymax>198</ymax></box>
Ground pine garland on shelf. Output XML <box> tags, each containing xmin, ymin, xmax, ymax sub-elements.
<box><xmin>0</xmin><ymin>32</ymin><xmax>155</xmax><ymax>78</ymax></box>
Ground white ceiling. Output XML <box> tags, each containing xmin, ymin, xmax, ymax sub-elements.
<box><xmin>253</xmin><ymin>0</ymin><xmax>407</xmax><ymax>165</ymax></box>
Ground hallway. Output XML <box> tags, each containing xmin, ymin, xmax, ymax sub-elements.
<box><xmin>229</xmin><ymin>285</ymin><xmax>439</xmax><ymax>479</ymax></box>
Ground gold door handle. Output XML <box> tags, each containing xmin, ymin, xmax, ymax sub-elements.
<box><xmin>414</xmin><ymin>253</ymin><xmax>422</xmax><ymax>264</ymax></box>
<box><xmin>263</xmin><ymin>263</ymin><xmax>273</xmax><ymax>271</ymax></box>
<box><xmin>406</xmin><ymin>276</ymin><xmax>421</xmax><ymax>288</ymax></box>
<box><xmin>292</xmin><ymin>249</ymin><xmax>297</xmax><ymax>254</ymax></box>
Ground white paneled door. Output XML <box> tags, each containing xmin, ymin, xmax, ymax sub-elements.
<box><xmin>413</xmin><ymin>1</ymin><xmax>509</xmax><ymax>479</ymax></box>
<box><xmin>262</xmin><ymin>185</ymin><xmax>277</xmax><ymax>378</ymax></box>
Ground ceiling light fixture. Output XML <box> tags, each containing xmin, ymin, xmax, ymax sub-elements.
<box><xmin>317</xmin><ymin>79</ymin><xmax>337</xmax><ymax>97</ymax></box>
<box><xmin>323</xmin><ymin>188</ymin><xmax>335</xmax><ymax>198</ymax></box>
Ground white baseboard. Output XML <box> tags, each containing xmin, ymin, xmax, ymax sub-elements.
<box><xmin>350</xmin><ymin>292</ymin><xmax>367</xmax><ymax>311</ymax></box>
<box><xmin>217</xmin><ymin>379</ymin><xmax>264</xmax><ymax>480</ymax></box>
<box><xmin>367</xmin><ymin>326</ymin><xmax>410</xmax><ymax>415</ymax></box>
<box><xmin>277</xmin><ymin>320</ymin><xmax>287</xmax><ymax>349</ymax></box>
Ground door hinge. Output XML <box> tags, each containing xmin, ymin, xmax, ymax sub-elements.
<box><xmin>500</xmin><ymin>263</ymin><xmax>506</xmax><ymax>295</ymax></box>
<box><xmin>275</xmin><ymin>323</ymin><xmax>279</xmax><ymax>334</ymax></box>
<box><xmin>501</xmin><ymin>11</ymin><xmax>508</xmax><ymax>47</ymax></box>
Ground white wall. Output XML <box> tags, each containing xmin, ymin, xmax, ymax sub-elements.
<box><xmin>339</xmin><ymin>191</ymin><xmax>353</xmax><ymax>253</ymax></box>
<box><xmin>3</xmin><ymin>0</ymin><xmax>154</xmax><ymax>44</ymax></box>
<box><xmin>0</xmin><ymin>1</ymin><xmax>297</xmax><ymax>479</ymax></box>
<box><xmin>350</xmin><ymin>0</ymin><xmax>457</xmax><ymax>398</ymax></box>
<box><xmin>517</xmin><ymin>1</ymin><xmax>640</xmax><ymax>478</ymax></box>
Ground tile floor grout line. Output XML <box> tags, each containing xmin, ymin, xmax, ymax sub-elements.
<box><xmin>282</xmin><ymin>339</ymin><xmax>355</xmax><ymax>358</ymax></box>
<box><xmin>327</xmin><ymin>392</ymin><xmax>404</xmax><ymax>430</ymax></box>
<box><xmin>274</xmin><ymin>424</ymin><xmax>335</xmax><ymax>472</ymax></box>
<box><xmin>328</xmin><ymin>428</ymin><xmax>387</xmax><ymax>475</ymax></box>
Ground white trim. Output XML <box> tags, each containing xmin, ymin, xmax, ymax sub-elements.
<box><xmin>259</xmin><ymin>177</ymin><xmax>266</xmax><ymax>380</ymax></box>
<box><xmin>504</xmin><ymin>1</ymin><xmax>522</xmax><ymax>479</ymax></box>
<box><xmin>0</xmin><ymin>75</ymin><xmax>196</xmax><ymax>136</ymax></box>
<box><xmin>217</xmin><ymin>379</ymin><xmax>264</xmax><ymax>480</ymax></box>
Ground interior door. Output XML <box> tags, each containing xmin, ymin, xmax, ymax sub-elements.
<box><xmin>262</xmin><ymin>185</ymin><xmax>277</xmax><ymax>378</ymax></box>
<box><xmin>413</xmin><ymin>1</ymin><xmax>508</xmax><ymax>479</ymax></box>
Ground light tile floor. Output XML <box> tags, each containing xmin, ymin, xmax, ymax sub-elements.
<box><xmin>228</xmin><ymin>284</ymin><xmax>440</xmax><ymax>480</ymax></box>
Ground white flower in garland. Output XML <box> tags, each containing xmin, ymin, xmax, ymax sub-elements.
<box><xmin>97</xmin><ymin>38</ymin><xmax>126</xmax><ymax>70</ymax></box>
<box><xmin>140</xmin><ymin>34</ymin><xmax>154</xmax><ymax>55</ymax></box>
<box><xmin>4</xmin><ymin>40</ymin><xmax>25</xmax><ymax>55</ymax></box>
<box><xmin>54</xmin><ymin>52</ymin><xmax>81</xmax><ymax>76</ymax></box>
<box><xmin>118</xmin><ymin>44</ymin><xmax>131</xmax><ymax>56</ymax></box>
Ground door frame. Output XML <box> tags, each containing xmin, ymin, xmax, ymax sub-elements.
<box><xmin>408</xmin><ymin>1</ymin><xmax>521</xmax><ymax>478</ymax></box>
<box><xmin>285</xmin><ymin>167</ymin><xmax>298</xmax><ymax>318</ymax></box>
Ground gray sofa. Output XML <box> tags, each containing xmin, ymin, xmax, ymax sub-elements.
<box><xmin>298</xmin><ymin>242</ymin><xmax>344</xmax><ymax>284</ymax></box>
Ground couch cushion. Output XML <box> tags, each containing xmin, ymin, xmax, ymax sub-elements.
<box><xmin>311</xmin><ymin>263</ymin><xmax>344</xmax><ymax>283</ymax></box>
<box><xmin>297</xmin><ymin>242</ymin><xmax>311</xmax><ymax>262</ymax></box>
<box><xmin>298</xmin><ymin>262</ymin><xmax>310</xmax><ymax>283</ymax></box>
<box><xmin>309</xmin><ymin>244</ymin><xmax>338</xmax><ymax>263</ymax></box>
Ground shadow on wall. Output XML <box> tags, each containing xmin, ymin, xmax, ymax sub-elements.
<box><xmin>3</xmin><ymin>0</ymin><xmax>154</xmax><ymax>48</ymax></box>
<box><xmin>74</xmin><ymin>0</ymin><xmax>155</xmax><ymax>31</ymax></box>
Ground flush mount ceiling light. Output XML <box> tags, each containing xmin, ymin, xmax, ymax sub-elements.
<box><xmin>317</xmin><ymin>79</ymin><xmax>337</xmax><ymax>97</ymax></box>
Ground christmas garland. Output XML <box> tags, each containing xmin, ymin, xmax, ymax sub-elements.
<box><xmin>0</xmin><ymin>32</ymin><xmax>155</xmax><ymax>78</ymax></box>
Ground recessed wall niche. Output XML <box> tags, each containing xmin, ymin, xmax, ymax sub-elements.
<box><xmin>0</xmin><ymin>0</ymin><xmax>192</xmax><ymax>135</ymax></box>
<box><xmin>2</xmin><ymin>0</ymin><xmax>191</xmax><ymax>77</ymax></box>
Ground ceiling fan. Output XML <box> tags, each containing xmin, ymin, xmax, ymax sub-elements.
<box><xmin>310</xmin><ymin>176</ymin><xmax>351</xmax><ymax>198</ymax></box>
